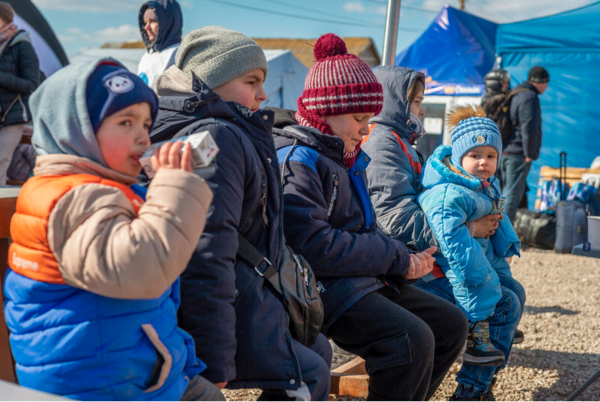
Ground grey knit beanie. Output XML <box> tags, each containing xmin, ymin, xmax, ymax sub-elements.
<box><xmin>175</xmin><ymin>26</ymin><xmax>268</xmax><ymax>89</ymax></box>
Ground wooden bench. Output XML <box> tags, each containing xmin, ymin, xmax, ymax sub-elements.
<box><xmin>0</xmin><ymin>184</ymin><xmax>371</xmax><ymax>398</ymax></box>
<box><xmin>0</xmin><ymin>187</ymin><xmax>19</xmax><ymax>383</ymax></box>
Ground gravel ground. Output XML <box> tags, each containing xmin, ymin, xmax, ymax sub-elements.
<box><xmin>224</xmin><ymin>248</ymin><xmax>600</xmax><ymax>401</ymax></box>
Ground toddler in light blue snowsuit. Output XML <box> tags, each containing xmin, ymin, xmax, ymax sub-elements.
<box><xmin>418</xmin><ymin>105</ymin><xmax>521</xmax><ymax>367</ymax></box>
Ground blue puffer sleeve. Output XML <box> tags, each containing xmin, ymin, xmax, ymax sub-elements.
<box><xmin>282</xmin><ymin>157</ymin><xmax>410</xmax><ymax>279</ymax></box>
<box><xmin>420</xmin><ymin>186</ymin><xmax>494</xmax><ymax>286</ymax></box>
<box><xmin>364</xmin><ymin>130</ymin><xmax>437</xmax><ymax>251</ymax></box>
<box><xmin>490</xmin><ymin>211</ymin><xmax>521</xmax><ymax>259</ymax></box>
<box><xmin>179</xmin><ymin>123</ymin><xmax>242</xmax><ymax>384</ymax></box>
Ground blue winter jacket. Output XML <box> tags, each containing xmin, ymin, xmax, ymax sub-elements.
<box><xmin>151</xmin><ymin>77</ymin><xmax>312</xmax><ymax>391</ymax></box>
<box><xmin>138</xmin><ymin>0</ymin><xmax>182</xmax><ymax>52</ymax></box>
<box><xmin>362</xmin><ymin>66</ymin><xmax>437</xmax><ymax>251</ymax></box>
<box><xmin>418</xmin><ymin>146</ymin><xmax>521</xmax><ymax>319</ymax></box>
<box><xmin>503</xmin><ymin>82</ymin><xmax>543</xmax><ymax>160</ymax></box>
<box><xmin>272</xmin><ymin>118</ymin><xmax>411</xmax><ymax>333</ymax></box>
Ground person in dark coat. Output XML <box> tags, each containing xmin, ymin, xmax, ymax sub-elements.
<box><xmin>501</xmin><ymin>66</ymin><xmax>550</xmax><ymax>221</ymax></box>
<box><xmin>151</xmin><ymin>27</ymin><xmax>332</xmax><ymax>401</ymax></box>
<box><xmin>137</xmin><ymin>0</ymin><xmax>182</xmax><ymax>90</ymax></box>
<box><xmin>0</xmin><ymin>2</ymin><xmax>39</xmax><ymax>185</ymax></box>
<box><xmin>272</xmin><ymin>33</ymin><xmax>468</xmax><ymax>401</ymax></box>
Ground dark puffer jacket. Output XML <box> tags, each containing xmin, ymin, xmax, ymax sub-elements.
<box><xmin>504</xmin><ymin>81</ymin><xmax>543</xmax><ymax>160</ymax></box>
<box><xmin>151</xmin><ymin>77</ymin><xmax>310</xmax><ymax>391</ymax></box>
<box><xmin>272</xmin><ymin>115</ymin><xmax>411</xmax><ymax>333</ymax></box>
<box><xmin>0</xmin><ymin>30</ymin><xmax>39</xmax><ymax>128</ymax></box>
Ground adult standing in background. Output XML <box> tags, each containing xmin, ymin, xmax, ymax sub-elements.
<box><xmin>138</xmin><ymin>0</ymin><xmax>182</xmax><ymax>90</ymax></box>
<box><xmin>481</xmin><ymin>69</ymin><xmax>511</xmax><ymax>105</ymax></box>
<box><xmin>0</xmin><ymin>2</ymin><xmax>39</xmax><ymax>186</ymax></box>
<box><xmin>500</xmin><ymin>66</ymin><xmax>550</xmax><ymax>221</ymax></box>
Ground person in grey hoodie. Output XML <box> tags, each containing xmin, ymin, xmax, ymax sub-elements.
<box><xmin>362</xmin><ymin>66</ymin><xmax>501</xmax><ymax>252</ymax></box>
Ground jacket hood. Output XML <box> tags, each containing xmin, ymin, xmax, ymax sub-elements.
<box><xmin>9</xmin><ymin>30</ymin><xmax>32</xmax><ymax>47</ymax></box>
<box><xmin>30</xmin><ymin>57</ymin><xmax>128</xmax><ymax>166</ymax></box>
<box><xmin>34</xmin><ymin>154</ymin><xmax>138</xmax><ymax>185</ymax></box>
<box><xmin>155</xmin><ymin>65</ymin><xmax>195</xmax><ymax>97</ymax></box>
<box><xmin>265</xmin><ymin>107</ymin><xmax>297</xmax><ymax>129</ymax></box>
<box><xmin>139</xmin><ymin>0</ymin><xmax>183</xmax><ymax>52</ymax></box>
<box><xmin>422</xmin><ymin>145</ymin><xmax>487</xmax><ymax>191</ymax></box>
<box><xmin>370</xmin><ymin>66</ymin><xmax>425</xmax><ymax>141</ymax></box>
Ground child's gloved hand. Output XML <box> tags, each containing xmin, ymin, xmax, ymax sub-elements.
<box><xmin>403</xmin><ymin>247</ymin><xmax>436</xmax><ymax>280</ymax></box>
<box><xmin>151</xmin><ymin>141</ymin><xmax>194</xmax><ymax>173</ymax></box>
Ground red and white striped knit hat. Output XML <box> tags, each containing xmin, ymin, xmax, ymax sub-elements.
<box><xmin>295</xmin><ymin>33</ymin><xmax>383</xmax><ymax>167</ymax></box>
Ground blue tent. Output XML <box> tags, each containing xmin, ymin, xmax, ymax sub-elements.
<box><xmin>395</xmin><ymin>5</ymin><xmax>497</xmax><ymax>96</ymax></box>
<box><xmin>497</xmin><ymin>2</ymin><xmax>600</xmax><ymax>209</ymax></box>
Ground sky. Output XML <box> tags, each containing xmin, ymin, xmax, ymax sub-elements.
<box><xmin>30</xmin><ymin>0</ymin><xmax>599</xmax><ymax>58</ymax></box>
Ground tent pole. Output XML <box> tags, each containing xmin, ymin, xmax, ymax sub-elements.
<box><xmin>382</xmin><ymin>0</ymin><xmax>401</xmax><ymax>66</ymax></box>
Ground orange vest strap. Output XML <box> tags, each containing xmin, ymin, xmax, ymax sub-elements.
<box><xmin>364</xmin><ymin>124</ymin><xmax>422</xmax><ymax>175</ymax></box>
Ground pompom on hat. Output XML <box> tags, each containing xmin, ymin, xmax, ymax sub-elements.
<box><xmin>295</xmin><ymin>33</ymin><xmax>383</xmax><ymax>167</ymax></box>
<box><xmin>448</xmin><ymin>105</ymin><xmax>503</xmax><ymax>172</ymax></box>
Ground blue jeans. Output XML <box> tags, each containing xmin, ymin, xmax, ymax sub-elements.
<box><xmin>500</xmin><ymin>154</ymin><xmax>532</xmax><ymax>222</ymax></box>
<box><xmin>415</xmin><ymin>273</ymin><xmax>525</xmax><ymax>392</ymax></box>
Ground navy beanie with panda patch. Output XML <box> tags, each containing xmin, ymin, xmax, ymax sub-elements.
<box><xmin>86</xmin><ymin>62</ymin><xmax>158</xmax><ymax>133</ymax></box>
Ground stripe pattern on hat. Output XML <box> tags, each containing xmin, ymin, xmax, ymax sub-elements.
<box><xmin>300</xmin><ymin>54</ymin><xmax>383</xmax><ymax>117</ymax></box>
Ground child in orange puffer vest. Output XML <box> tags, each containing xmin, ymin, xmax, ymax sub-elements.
<box><xmin>3</xmin><ymin>58</ymin><xmax>222</xmax><ymax>401</ymax></box>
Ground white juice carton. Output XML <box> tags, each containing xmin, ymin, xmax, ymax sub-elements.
<box><xmin>140</xmin><ymin>130</ymin><xmax>219</xmax><ymax>178</ymax></box>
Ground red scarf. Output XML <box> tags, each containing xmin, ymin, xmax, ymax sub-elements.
<box><xmin>295</xmin><ymin>106</ymin><xmax>360</xmax><ymax>168</ymax></box>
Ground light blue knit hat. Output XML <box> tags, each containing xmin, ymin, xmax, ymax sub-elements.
<box><xmin>450</xmin><ymin>116</ymin><xmax>502</xmax><ymax>169</ymax></box>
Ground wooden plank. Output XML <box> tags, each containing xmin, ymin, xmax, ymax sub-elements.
<box><xmin>330</xmin><ymin>357</ymin><xmax>369</xmax><ymax>398</ymax></box>
<box><xmin>0</xmin><ymin>188</ymin><xmax>19</xmax><ymax>383</ymax></box>
<box><xmin>0</xmin><ymin>239</ymin><xmax>16</xmax><ymax>383</ymax></box>
<box><xmin>330</xmin><ymin>373</ymin><xmax>370</xmax><ymax>398</ymax></box>
<box><xmin>0</xmin><ymin>188</ymin><xmax>19</xmax><ymax>239</ymax></box>
<box><xmin>331</xmin><ymin>356</ymin><xmax>366</xmax><ymax>375</ymax></box>
<box><xmin>539</xmin><ymin>166</ymin><xmax>600</xmax><ymax>181</ymax></box>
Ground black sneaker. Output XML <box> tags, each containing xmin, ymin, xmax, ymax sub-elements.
<box><xmin>482</xmin><ymin>377</ymin><xmax>497</xmax><ymax>401</ymax></box>
<box><xmin>463</xmin><ymin>320</ymin><xmax>505</xmax><ymax>366</ymax></box>
<box><xmin>450</xmin><ymin>384</ymin><xmax>486</xmax><ymax>401</ymax></box>
<box><xmin>513</xmin><ymin>328</ymin><xmax>524</xmax><ymax>344</ymax></box>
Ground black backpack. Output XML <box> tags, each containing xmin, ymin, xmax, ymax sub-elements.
<box><xmin>482</xmin><ymin>88</ymin><xmax>528</xmax><ymax>142</ymax></box>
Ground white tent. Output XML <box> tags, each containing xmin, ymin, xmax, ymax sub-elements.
<box><xmin>70</xmin><ymin>48</ymin><xmax>307</xmax><ymax>109</ymax></box>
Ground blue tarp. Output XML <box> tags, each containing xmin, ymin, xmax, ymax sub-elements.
<box><xmin>497</xmin><ymin>2</ymin><xmax>600</xmax><ymax>209</ymax></box>
<box><xmin>395</xmin><ymin>5</ymin><xmax>497</xmax><ymax>96</ymax></box>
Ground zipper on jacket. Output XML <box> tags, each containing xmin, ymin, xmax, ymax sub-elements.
<box><xmin>260</xmin><ymin>174</ymin><xmax>268</xmax><ymax>227</ymax></box>
<box><xmin>241</xmin><ymin>170</ymin><xmax>267</xmax><ymax>234</ymax></box>
<box><xmin>326</xmin><ymin>174</ymin><xmax>339</xmax><ymax>220</ymax></box>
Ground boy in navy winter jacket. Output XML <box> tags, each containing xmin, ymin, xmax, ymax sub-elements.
<box><xmin>151</xmin><ymin>26</ymin><xmax>332</xmax><ymax>401</ymax></box>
